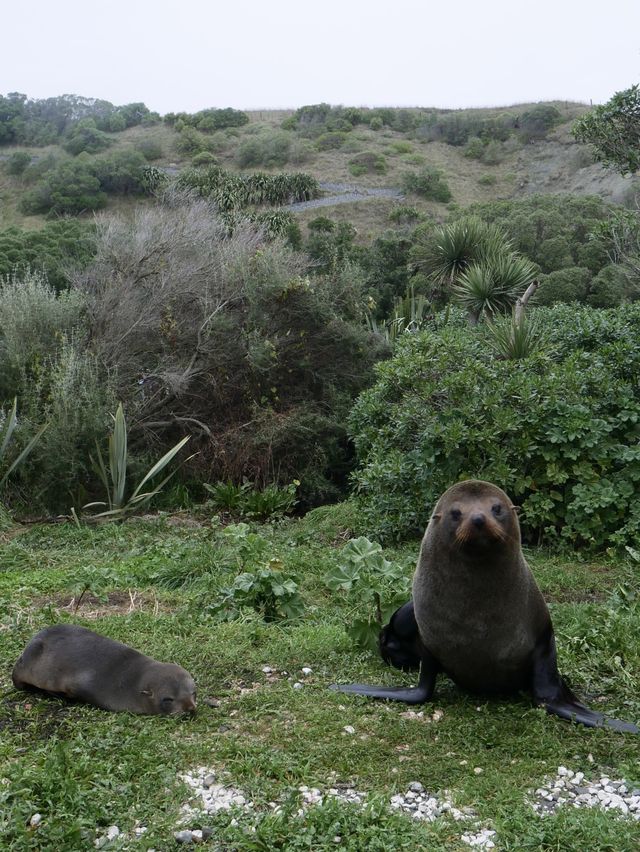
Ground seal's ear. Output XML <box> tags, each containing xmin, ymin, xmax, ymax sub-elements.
<box><xmin>141</xmin><ymin>688</ymin><xmax>153</xmax><ymax>697</ymax></box>
<box><xmin>509</xmin><ymin>505</ymin><xmax>521</xmax><ymax>514</ymax></box>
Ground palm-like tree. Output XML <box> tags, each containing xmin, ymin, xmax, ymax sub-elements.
<box><xmin>454</xmin><ymin>253</ymin><xmax>538</xmax><ymax>325</ymax></box>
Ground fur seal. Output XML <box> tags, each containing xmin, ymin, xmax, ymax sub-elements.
<box><xmin>12</xmin><ymin>625</ymin><xmax>197</xmax><ymax>715</ymax></box>
<box><xmin>378</xmin><ymin>600</ymin><xmax>421</xmax><ymax>672</ymax></box>
<box><xmin>334</xmin><ymin>480</ymin><xmax>638</xmax><ymax>733</ymax></box>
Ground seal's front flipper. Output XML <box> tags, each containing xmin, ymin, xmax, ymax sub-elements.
<box><xmin>330</xmin><ymin>655</ymin><xmax>438</xmax><ymax>705</ymax></box>
<box><xmin>532</xmin><ymin>622</ymin><xmax>639</xmax><ymax>733</ymax></box>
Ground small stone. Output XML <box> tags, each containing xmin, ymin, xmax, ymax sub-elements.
<box><xmin>587</xmin><ymin>753</ymin><xmax>594</xmax><ymax>762</ymax></box>
<box><xmin>174</xmin><ymin>829</ymin><xmax>194</xmax><ymax>843</ymax></box>
<box><xmin>409</xmin><ymin>781</ymin><xmax>424</xmax><ymax>793</ymax></box>
<box><xmin>293</xmin><ymin>682</ymin><xmax>303</xmax><ymax>689</ymax></box>
<box><xmin>204</xmin><ymin>698</ymin><xmax>221</xmax><ymax>708</ymax></box>
<box><xmin>474</xmin><ymin>767</ymin><xmax>483</xmax><ymax>775</ymax></box>
<box><xmin>302</xmin><ymin>667</ymin><xmax>313</xmax><ymax>675</ymax></box>
<box><xmin>333</xmin><ymin>836</ymin><xmax>342</xmax><ymax>843</ymax></box>
<box><xmin>343</xmin><ymin>725</ymin><xmax>355</xmax><ymax>734</ymax></box>
<box><xmin>262</xmin><ymin>666</ymin><xmax>273</xmax><ymax>674</ymax></box>
<box><xmin>106</xmin><ymin>826</ymin><xmax>120</xmax><ymax>840</ymax></box>
<box><xmin>29</xmin><ymin>813</ymin><xmax>42</xmax><ymax>827</ymax></box>
<box><xmin>191</xmin><ymin>829</ymin><xmax>203</xmax><ymax>842</ymax></box>
<box><xmin>203</xmin><ymin>773</ymin><xmax>216</xmax><ymax>788</ymax></box>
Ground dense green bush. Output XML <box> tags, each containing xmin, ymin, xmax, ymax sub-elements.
<box><xmin>350</xmin><ymin>304</ymin><xmax>640</xmax><ymax>549</ymax></box>
<box><xmin>178</xmin><ymin>166</ymin><xmax>319</xmax><ymax>209</ymax></box>
<box><xmin>21</xmin><ymin>159</ymin><xmax>107</xmax><ymax>215</ymax></box>
<box><xmin>4</xmin><ymin>151</ymin><xmax>31</xmax><ymax>175</ymax></box>
<box><xmin>518</xmin><ymin>104</ymin><xmax>562</xmax><ymax>141</ymax></box>
<box><xmin>418</xmin><ymin>111</ymin><xmax>514</xmax><ymax>146</ymax></box>
<box><xmin>63</xmin><ymin>122</ymin><xmax>114</xmax><ymax>155</ymax></box>
<box><xmin>315</xmin><ymin>131</ymin><xmax>348</xmax><ymax>151</ymax></box>
<box><xmin>348</xmin><ymin>151</ymin><xmax>386</xmax><ymax>176</ymax></box>
<box><xmin>236</xmin><ymin>131</ymin><xmax>292</xmax><ymax>168</ymax></box>
<box><xmin>0</xmin><ymin>220</ymin><xmax>96</xmax><ymax>291</ymax></box>
<box><xmin>135</xmin><ymin>138</ymin><xmax>163</xmax><ymax>161</ymax></box>
<box><xmin>402</xmin><ymin>167</ymin><xmax>452</xmax><ymax>202</ymax></box>
<box><xmin>164</xmin><ymin>107</ymin><xmax>249</xmax><ymax>132</ymax></box>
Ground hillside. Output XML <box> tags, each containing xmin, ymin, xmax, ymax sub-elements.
<box><xmin>1</xmin><ymin>100</ymin><xmax>637</xmax><ymax>243</ymax></box>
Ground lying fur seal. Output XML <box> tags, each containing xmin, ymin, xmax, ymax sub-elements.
<box><xmin>334</xmin><ymin>480</ymin><xmax>638</xmax><ymax>733</ymax></box>
<box><xmin>12</xmin><ymin>625</ymin><xmax>197</xmax><ymax>715</ymax></box>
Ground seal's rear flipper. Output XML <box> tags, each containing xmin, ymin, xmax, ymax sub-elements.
<box><xmin>543</xmin><ymin>698</ymin><xmax>639</xmax><ymax>733</ymax></box>
<box><xmin>330</xmin><ymin>656</ymin><xmax>438</xmax><ymax>705</ymax></box>
<box><xmin>532</xmin><ymin>622</ymin><xmax>639</xmax><ymax>733</ymax></box>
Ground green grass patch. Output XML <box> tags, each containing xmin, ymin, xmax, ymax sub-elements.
<box><xmin>1</xmin><ymin>510</ymin><xmax>638</xmax><ymax>849</ymax></box>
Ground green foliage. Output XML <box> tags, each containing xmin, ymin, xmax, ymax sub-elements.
<box><xmin>191</xmin><ymin>150</ymin><xmax>218</xmax><ymax>166</ymax></box>
<box><xmin>348</xmin><ymin>151</ymin><xmax>387</xmax><ymax>176</ymax></box>
<box><xmin>236</xmin><ymin>130</ymin><xmax>295</xmax><ymax>168</ymax></box>
<box><xmin>135</xmin><ymin>138</ymin><xmax>163</xmax><ymax>161</ymax></box>
<box><xmin>401</xmin><ymin>167</ymin><xmax>452</xmax><ymax>202</ymax></box>
<box><xmin>4</xmin><ymin>151</ymin><xmax>31</xmax><ymax>175</ymax></box>
<box><xmin>164</xmin><ymin>106</ymin><xmax>249</xmax><ymax>132</ymax></box>
<box><xmin>478</xmin><ymin>174</ymin><xmax>497</xmax><ymax>186</ymax></box>
<box><xmin>369</xmin><ymin>115</ymin><xmax>383</xmax><ymax>131</ymax></box>
<box><xmin>0</xmin><ymin>219</ymin><xmax>96</xmax><ymax>292</ymax></box>
<box><xmin>419</xmin><ymin>110</ymin><xmax>515</xmax><ymax>146</ymax></box>
<box><xmin>518</xmin><ymin>104</ymin><xmax>562</xmax><ymax>141</ymax></box>
<box><xmin>178</xmin><ymin>165</ymin><xmax>319</xmax><ymax>210</ymax></box>
<box><xmin>463</xmin><ymin>194</ymin><xmax>615</xmax><ymax>280</ymax></box>
<box><xmin>454</xmin><ymin>253</ymin><xmax>537</xmax><ymax>323</ymax></box>
<box><xmin>210</xmin><ymin>524</ymin><xmax>303</xmax><ymax>621</ymax></box>
<box><xmin>0</xmin><ymin>93</ymin><xmax>153</xmax><ymax>146</ymax></box>
<box><xmin>573</xmin><ymin>83</ymin><xmax>640</xmax><ymax>174</ymax></box>
<box><xmin>316</xmin><ymin>131</ymin><xmax>348</xmax><ymax>151</ymax></box>
<box><xmin>21</xmin><ymin>158</ymin><xmax>107</xmax><ymax>215</ymax></box>
<box><xmin>536</xmin><ymin>267</ymin><xmax>592</xmax><ymax>306</ymax></box>
<box><xmin>325</xmin><ymin>536</ymin><xmax>411</xmax><ymax>650</ymax></box>
<box><xmin>175</xmin><ymin>125</ymin><xmax>213</xmax><ymax>155</ymax></box>
<box><xmin>204</xmin><ymin>479</ymin><xmax>298</xmax><ymax>520</ymax></box>
<box><xmin>486</xmin><ymin>313</ymin><xmax>545</xmax><ymax>360</ymax></box>
<box><xmin>78</xmin><ymin>402</ymin><xmax>192</xmax><ymax>521</ymax></box>
<box><xmin>366</xmin><ymin>286</ymin><xmax>431</xmax><ymax>346</ymax></box>
<box><xmin>388</xmin><ymin>205</ymin><xmax>422</xmax><ymax>224</ymax></box>
<box><xmin>250</xmin><ymin>210</ymin><xmax>302</xmax><ymax>247</ymax></box>
<box><xmin>0</xmin><ymin>397</ymin><xmax>47</xmax><ymax>490</ymax></box>
<box><xmin>63</xmin><ymin>121</ymin><xmax>114</xmax><ymax>156</ymax></box>
<box><xmin>290</xmin><ymin>103</ymin><xmax>362</xmax><ymax>136</ymax></box>
<box><xmin>350</xmin><ymin>303</ymin><xmax>640</xmax><ymax>549</ymax></box>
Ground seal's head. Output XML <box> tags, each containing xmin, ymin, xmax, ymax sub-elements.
<box><xmin>141</xmin><ymin>663</ymin><xmax>197</xmax><ymax>715</ymax></box>
<box><xmin>430</xmin><ymin>480</ymin><xmax>519</xmax><ymax>554</ymax></box>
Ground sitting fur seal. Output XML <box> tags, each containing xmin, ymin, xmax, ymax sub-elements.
<box><xmin>334</xmin><ymin>480</ymin><xmax>638</xmax><ymax>733</ymax></box>
<box><xmin>12</xmin><ymin>625</ymin><xmax>197</xmax><ymax>715</ymax></box>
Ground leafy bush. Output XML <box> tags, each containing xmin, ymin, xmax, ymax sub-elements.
<box><xmin>369</xmin><ymin>116</ymin><xmax>383</xmax><ymax>131</ymax></box>
<box><xmin>191</xmin><ymin>151</ymin><xmax>218</xmax><ymax>167</ymax></box>
<box><xmin>478</xmin><ymin>174</ymin><xmax>497</xmax><ymax>186</ymax></box>
<box><xmin>536</xmin><ymin>267</ymin><xmax>592</xmax><ymax>305</ymax></box>
<box><xmin>0</xmin><ymin>220</ymin><xmax>96</xmax><ymax>291</ymax></box>
<box><xmin>63</xmin><ymin>122</ymin><xmax>114</xmax><ymax>155</ymax></box>
<box><xmin>204</xmin><ymin>479</ymin><xmax>298</xmax><ymax>520</ymax></box>
<box><xmin>236</xmin><ymin>131</ymin><xmax>294</xmax><ymax>168</ymax></box>
<box><xmin>402</xmin><ymin>167</ymin><xmax>452</xmax><ymax>202</ymax></box>
<box><xmin>165</xmin><ymin>107</ymin><xmax>249</xmax><ymax>132</ymax></box>
<box><xmin>350</xmin><ymin>303</ymin><xmax>640</xmax><ymax>550</ymax></box>
<box><xmin>316</xmin><ymin>131</ymin><xmax>348</xmax><ymax>151</ymax></box>
<box><xmin>325</xmin><ymin>537</ymin><xmax>412</xmax><ymax>650</ymax></box>
<box><xmin>21</xmin><ymin>159</ymin><xmax>107</xmax><ymax>215</ymax></box>
<box><xmin>5</xmin><ymin>151</ymin><xmax>31</xmax><ymax>175</ymax></box>
<box><xmin>178</xmin><ymin>166</ymin><xmax>319</xmax><ymax>209</ymax></box>
<box><xmin>573</xmin><ymin>84</ymin><xmax>640</xmax><ymax>175</ymax></box>
<box><xmin>518</xmin><ymin>104</ymin><xmax>562</xmax><ymax>142</ymax></box>
<box><xmin>135</xmin><ymin>139</ymin><xmax>163</xmax><ymax>161</ymax></box>
<box><xmin>348</xmin><ymin>151</ymin><xmax>386</xmax><ymax>176</ymax></box>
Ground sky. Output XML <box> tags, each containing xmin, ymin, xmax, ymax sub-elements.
<box><xmin>3</xmin><ymin>0</ymin><xmax>640</xmax><ymax>114</ymax></box>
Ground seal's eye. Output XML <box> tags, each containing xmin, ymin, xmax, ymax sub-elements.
<box><xmin>491</xmin><ymin>504</ymin><xmax>502</xmax><ymax>516</ymax></box>
<box><xmin>450</xmin><ymin>508</ymin><xmax>462</xmax><ymax>521</ymax></box>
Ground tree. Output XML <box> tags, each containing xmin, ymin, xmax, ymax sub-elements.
<box><xmin>573</xmin><ymin>84</ymin><xmax>640</xmax><ymax>175</ymax></box>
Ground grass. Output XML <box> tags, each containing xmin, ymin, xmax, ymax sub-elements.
<box><xmin>1</xmin><ymin>505</ymin><xmax>639</xmax><ymax>850</ymax></box>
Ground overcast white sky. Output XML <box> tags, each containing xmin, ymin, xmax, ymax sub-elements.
<box><xmin>3</xmin><ymin>0</ymin><xmax>640</xmax><ymax>113</ymax></box>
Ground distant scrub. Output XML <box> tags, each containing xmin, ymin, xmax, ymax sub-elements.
<box><xmin>402</xmin><ymin>167</ymin><xmax>452</xmax><ymax>202</ymax></box>
<box><xmin>178</xmin><ymin>165</ymin><xmax>319</xmax><ymax>210</ymax></box>
<box><xmin>164</xmin><ymin>107</ymin><xmax>249</xmax><ymax>132</ymax></box>
<box><xmin>348</xmin><ymin>151</ymin><xmax>386</xmax><ymax>176</ymax></box>
<box><xmin>0</xmin><ymin>92</ymin><xmax>157</xmax><ymax>146</ymax></box>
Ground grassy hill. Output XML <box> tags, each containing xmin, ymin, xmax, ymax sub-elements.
<box><xmin>2</xmin><ymin>100</ymin><xmax>638</xmax><ymax>244</ymax></box>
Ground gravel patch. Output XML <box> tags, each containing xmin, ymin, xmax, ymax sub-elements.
<box><xmin>286</xmin><ymin>181</ymin><xmax>403</xmax><ymax>211</ymax></box>
<box><xmin>531</xmin><ymin>766</ymin><xmax>640</xmax><ymax>820</ymax></box>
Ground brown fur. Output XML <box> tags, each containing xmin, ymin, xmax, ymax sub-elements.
<box><xmin>12</xmin><ymin>625</ymin><xmax>196</xmax><ymax>715</ymax></box>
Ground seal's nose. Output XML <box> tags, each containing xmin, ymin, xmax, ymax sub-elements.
<box><xmin>471</xmin><ymin>513</ymin><xmax>486</xmax><ymax>529</ymax></box>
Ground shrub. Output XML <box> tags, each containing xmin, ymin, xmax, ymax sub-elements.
<box><xmin>0</xmin><ymin>220</ymin><xmax>96</xmax><ymax>292</ymax></box>
<box><xmin>463</xmin><ymin>136</ymin><xmax>485</xmax><ymax>159</ymax></box>
<box><xmin>350</xmin><ymin>303</ymin><xmax>640</xmax><ymax>549</ymax></box>
<box><xmin>236</xmin><ymin>131</ymin><xmax>292</xmax><ymax>168</ymax></box>
<box><xmin>370</xmin><ymin>116</ymin><xmax>383</xmax><ymax>131</ymax></box>
<box><xmin>63</xmin><ymin>122</ymin><xmax>114</xmax><ymax>156</ymax></box>
<box><xmin>478</xmin><ymin>174</ymin><xmax>497</xmax><ymax>186</ymax></box>
<box><xmin>518</xmin><ymin>104</ymin><xmax>562</xmax><ymax>142</ymax></box>
<box><xmin>187</xmin><ymin>151</ymin><xmax>215</xmax><ymax>169</ymax></box>
<box><xmin>402</xmin><ymin>167</ymin><xmax>452</xmax><ymax>202</ymax></box>
<box><xmin>316</xmin><ymin>131</ymin><xmax>348</xmax><ymax>151</ymax></box>
<box><xmin>91</xmin><ymin>149</ymin><xmax>149</xmax><ymax>195</ymax></box>
<box><xmin>5</xmin><ymin>151</ymin><xmax>31</xmax><ymax>175</ymax></box>
<box><xmin>535</xmin><ymin>267</ymin><xmax>592</xmax><ymax>305</ymax></box>
<box><xmin>135</xmin><ymin>139</ymin><xmax>163</xmax><ymax>161</ymax></box>
<box><xmin>348</xmin><ymin>151</ymin><xmax>386</xmax><ymax>176</ymax></box>
<box><xmin>21</xmin><ymin>159</ymin><xmax>107</xmax><ymax>215</ymax></box>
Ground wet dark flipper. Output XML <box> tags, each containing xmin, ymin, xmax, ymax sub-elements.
<box><xmin>532</xmin><ymin>621</ymin><xmax>639</xmax><ymax>733</ymax></box>
<box><xmin>330</xmin><ymin>654</ymin><xmax>438</xmax><ymax>705</ymax></box>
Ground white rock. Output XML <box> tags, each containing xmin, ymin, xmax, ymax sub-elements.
<box><xmin>29</xmin><ymin>813</ymin><xmax>42</xmax><ymax>827</ymax></box>
<box><xmin>343</xmin><ymin>725</ymin><xmax>355</xmax><ymax>734</ymax></box>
